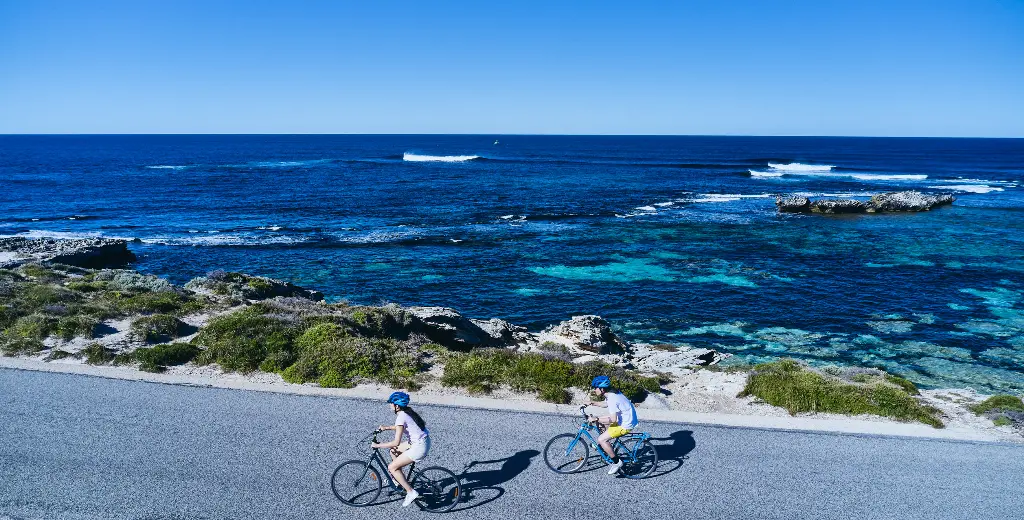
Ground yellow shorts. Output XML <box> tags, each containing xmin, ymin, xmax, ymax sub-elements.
<box><xmin>606</xmin><ymin>425</ymin><xmax>631</xmax><ymax>439</ymax></box>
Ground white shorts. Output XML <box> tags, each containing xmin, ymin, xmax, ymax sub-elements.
<box><xmin>398</xmin><ymin>437</ymin><xmax>430</xmax><ymax>463</ymax></box>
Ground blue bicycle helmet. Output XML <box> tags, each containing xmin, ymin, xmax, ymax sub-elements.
<box><xmin>387</xmin><ymin>391</ymin><xmax>410</xmax><ymax>407</ymax></box>
<box><xmin>591</xmin><ymin>375</ymin><xmax>611</xmax><ymax>389</ymax></box>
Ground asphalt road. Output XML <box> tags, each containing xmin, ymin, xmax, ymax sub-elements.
<box><xmin>2</xmin><ymin>368</ymin><xmax>1023</xmax><ymax>520</ymax></box>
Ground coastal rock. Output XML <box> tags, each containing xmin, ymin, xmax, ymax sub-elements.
<box><xmin>809</xmin><ymin>199</ymin><xmax>866</xmax><ymax>214</ymax></box>
<box><xmin>0</xmin><ymin>237</ymin><xmax>135</xmax><ymax>269</ymax></box>
<box><xmin>407</xmin><ymin>306</ymin><xmax>511</xmax><ymax>349</ymax></box>
<box><xmin>775</xmin><ymin>196</ymin><xmax>811</xmax><ymax>213</ymax></box>
<box><xmin>866</xmin><ymin>191</ymin><xmax>954</xmax><ymax>212</ymax></box>
<box><xmin>545</xmin><ymin>315</ymin><xmax>627</xmax><ymax>355</ymax></box>
<box><xmin>469</xmin><ymin>318</ymin><xmax>528</xmax><ymax>344</ymax></box>
<box><xmin>628</xmin><ymin>343</ymin><xmax>728</xmax><ymax>377</ymax></box>
<box><xmin>184</xmin><ymin>270</ymin><xmax>323</xmax><ymax>302</ymax></box>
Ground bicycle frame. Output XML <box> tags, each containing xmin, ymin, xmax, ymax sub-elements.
<box><xmin>352</xmin><ymin>432</ymin><xmax>415</xmax><ymax>492</ymax></box>
<box><xmin>565</xmin><ymin>406</ymin><xmax>650</xmax><ymax>463</ymax></box>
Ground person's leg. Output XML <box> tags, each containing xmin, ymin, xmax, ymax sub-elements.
<box><xmin>388</xmin><ymin>453</ymin><xmax>415</xmax><ymax>492</ymax></box>
<box><xmin>597</xmin><ymin>431</ymin><xmax>619</xmax><ymax>461</ymax></box>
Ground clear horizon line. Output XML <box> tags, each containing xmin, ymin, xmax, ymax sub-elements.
<box><xmin>1</xmin><ymin>132</ymin><xmax>1022</xmax><ymax>139</ymax></box>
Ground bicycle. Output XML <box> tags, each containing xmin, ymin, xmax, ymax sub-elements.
<box><xmin>331</xmin><ymin>429</ymin><xmax>462</xmax><ymax>512</ymax></box>
<box><xmin>543</xmin><ymin>405</ymin><xmax>658</xmax><ymax>479</ymax></box>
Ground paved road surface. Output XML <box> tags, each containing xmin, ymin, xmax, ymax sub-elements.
<box><xmin>2</xmin><ymin>369</ymin><xmax>1022</xmax><ymax>520</ymax></box>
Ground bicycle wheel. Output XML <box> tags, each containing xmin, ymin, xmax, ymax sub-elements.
<box><xmin>616</xmin><ymin>438</ymin><xmax>658</xmax><ymax>479</ymax></box>
<box><xmin>331</xmin><ymin>460</ymin><xmax>383</xmax><ymax>506</ymax></box>
<box><xmin>543</xmin><ymin>433</ymin><xmax>589</xmax><ymax>474</ymax></box>
<box><xmin>410</xmin><ymin>466</ymin><xmax>461</xmax><ymax>513</ymax></box>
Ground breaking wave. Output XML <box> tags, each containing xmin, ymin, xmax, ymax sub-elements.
<box><xmin>768</xmin><ymin>163</ymin><xmax>834</xmax><ymax>172</ymax></box>
<box><xmin>403</xmin><ymin>153</ymin><xmax>480</xmax><ymax>163</ymax></box>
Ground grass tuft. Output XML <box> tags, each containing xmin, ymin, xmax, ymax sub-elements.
<box><xmin>131</xmin><ymin>343</ymin><xmax>201</xmax><ymax>372</ymax></box>
<box><xmin>970</xmin><ymin>395</ymin><xmax>1024</xmax><ymax>415</ymax></box>
<box><xmin>130</xmin><ymin>314</ymin><xmax>190</xmax><ymax>343</ymax></box>
<box><xmin>440</xmin><ymin>349</ymin><xmax>665</xmax><ymax>403</ymax></box>
<box><xmin>739</xmin><ymin>359</ymin><xmax>943</xmax><ymax>428</ymax></box>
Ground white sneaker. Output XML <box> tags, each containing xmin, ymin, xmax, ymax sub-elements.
<box><xmin>607</xmin><ymin>460</ymin><xmax>624</xmax><ymax>475</ymax></box>
<box><xmin>401</xmin><ymin>489</ymin><xmax>420</xmax><ymax>507</ymax></box>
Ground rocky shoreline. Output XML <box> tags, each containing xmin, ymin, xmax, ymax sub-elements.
<box><xmin>1</xmin><ymin>237</ymin><xmax>1020</xmax><ymax>439</ymax></box>
<box><xmin>776</xmin><ymin>190</ymin><xmax>955</xmax><ymax>214</ymax></box>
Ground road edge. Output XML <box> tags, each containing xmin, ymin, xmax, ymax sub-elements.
<box><xmin>2</xmin><ymin>356</ymin><xmax>1016</xmax><ymax>445</ymax></box>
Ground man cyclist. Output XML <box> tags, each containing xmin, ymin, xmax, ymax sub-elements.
<box><xmin>587</xmin><ymin>375</ymin><xmax>638</xmax><ymax>475</ymax></box>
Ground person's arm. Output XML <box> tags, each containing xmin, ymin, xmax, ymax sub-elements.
<box><xmin>372</xmin><ymin>425</ymin><xmax>405</xmax><ymax>449</ymax></box>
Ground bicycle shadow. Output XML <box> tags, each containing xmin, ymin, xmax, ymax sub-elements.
<box><xmin>646</xmin><ymin>430</ymin><xmax>696</xmax><ymax>478</ymax></box>
<box><xmin>448</xmin><ymin>449</ymin><xmax>539</xmax><ymax>512</ymax></box>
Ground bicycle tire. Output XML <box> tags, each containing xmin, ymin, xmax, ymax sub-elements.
<box><xmin>616</xmin><ymin>438</ymin><xmax>658</xmax><ymax>479</ymax></box>
<box><xmin>410</xmin><ymin>466</ymin><xmax>462</xmax><ymax>513</ymax></box>
<box><xmin>543</xmin><ymin>433</ymin><xmax>589</xmax><ymax>474</ymax></box>
<box><xmin>331</xmin><ymin>460</ymin><xmax>383</xmax><ymax>506</ymax></box>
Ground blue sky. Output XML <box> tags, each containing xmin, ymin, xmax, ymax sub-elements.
<box><xmin>1</xmin><ymin>0</ymin><xmax>1022</xmax><ymax>136</ymax></box>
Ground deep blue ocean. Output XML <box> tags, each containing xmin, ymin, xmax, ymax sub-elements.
<box><xmin>2</xmin><ymin>135</ymin><xmax>1022</xmax><ymax>392</ymax></box>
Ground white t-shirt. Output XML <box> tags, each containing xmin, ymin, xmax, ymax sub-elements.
<box><xmin>605</xmin><ymin>392</ymin><xmax>638</xmax><ymax>429</ymax></box>
<box><xmin>395</xmin><ymin>411</ymin><xmax>429</xmax><ymax>444</ymax></box>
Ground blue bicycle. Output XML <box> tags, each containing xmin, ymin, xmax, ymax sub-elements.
<box><xmin>543</xmin><ymin>405</ymin><xmax>658</xmax><ymax>479</ymax></box>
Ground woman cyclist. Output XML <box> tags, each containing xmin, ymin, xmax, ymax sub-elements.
<box><xmin>371</xmin><ymin>391</ymin><xmax>431</xmax><ymax>507</ymax></box>
<box><xmin>587</xmin><ymin>375</ymin><xmax>639</xmax><ymax>475</ymax></box>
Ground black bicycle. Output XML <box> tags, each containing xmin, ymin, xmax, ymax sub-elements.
<box><xmin>331</xmin><ymin>429</ymin><xmax>462</xmax><ymax>513</ymax></box>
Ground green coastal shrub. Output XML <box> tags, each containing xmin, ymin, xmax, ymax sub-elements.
<box><xmin>193</xmin><ymin>304</ymin><xmax>298</xmax><ymax>372</ymax></box>
<box><xmin>0</xmin><ymin>333</ymin><xmax>44</xmax><ymax>355</ymax></box>
<box><xmin>132</xmin><ymin>343</ymin><xmax>201</xmax><ymax>372</ymax></box>
<box><xmin>739</xmin><ymin>359</ymin><xmax>943</xmax><ymax>428</ymax></box>
<box><xmin>102</xmin><ymin>290</ymin><xmax>204</xmax><ymax>316</ymax></box>
<box><xmin>284</xmin><ymin>323</ymin><xmax>422</xmax><ymax>388</ymax></box>
<box><xmin>82</xmin><ymin>343</ymin><xmax>117</xmax><ymax>365</ymax></box>
<box><xmin>53</xmin><ymin>315</ymin><xmax>99</xmax><ymax>340</ymax></box>
<box><xmin>440</xmin><ymin>349</ymin><xmax>665</xmax><ymax>403</ymax></box>
<box><xmin>130</xmin><ymin>314</ymin><xmax>190</xmax><ymax>343</ymax></box>
<box><xmin>970</xmin><ymin>394</ymin><xmax>1024</xmax><ymax>415</ymax></box>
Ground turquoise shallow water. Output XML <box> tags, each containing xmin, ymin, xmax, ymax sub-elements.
<box><xmin>1</xmin><ymin>135</ymin><xmax>1022</xmax><ymax>392</ymax></box>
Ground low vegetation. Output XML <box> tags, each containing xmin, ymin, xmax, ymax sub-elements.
<box><xmin>440</xmin><ymin>348</ymin><xmax>665</xmax><ymax>404</ymax></box>
<box><xmin>130</xmin><ymin>343</ymin><xmax>201</xmax><ymax>372</ymax></box>
<box><xmin>0</xmin><ymin>263</ymin><xmax>212</xmax><ymax>354</ymax></box>
<box><xmin>739</xmin><ymin>359</ymin><xmax>944</xmax><ymax>428</ymax></box>
<box><xmin>970</xmin><ymin>394</ymin><xmax>1024</xmax><ymax>429</ymax></box>
<box><xmin>130</xmin><ymin>314</ymin><xmax>191</xmax><ymax>343</ymax></box>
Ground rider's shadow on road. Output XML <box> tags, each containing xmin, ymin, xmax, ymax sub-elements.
<box><xmin>647</xmin><ymin>430</ymin><xmax>696</xmax><ymax>477</ymax></box>
<box><xmin>453</xmin><ymin>449</ymin><xmax>539</xmax><ymax>512</ymax></box>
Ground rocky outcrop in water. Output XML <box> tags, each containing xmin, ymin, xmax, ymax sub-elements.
<box><xmin>865</xmin><ymin>191</ymin><xmax>955</xmax><ymax>212</ymax></box>
<box><xmin>776</xmin><ymin>191</ymin><xmax>954</xmax><ymax>215</ymax></box>
<box><xmin>775</xmin><ymin>196</ymin><xmax>811</xmax><ymax>213</ymax></box>
<box><xmin>0</xmin><ymin>237</ymin><xmax>136</xmax><ymax>269</ymax></box>
<box><xmin>811</xmin><ymin>199</ymin><xmax>867</xmax><ymax>214</ymax></box>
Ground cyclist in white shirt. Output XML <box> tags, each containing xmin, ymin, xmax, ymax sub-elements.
<box><xmin>587</xmin><ymin>375</ymin><xmax>639</xmax><ymax>475</ymax></box>
<box><xmin>371</xmin><ymin>391</ymin><xmax>431</xmax><ymax>507</ymax></box>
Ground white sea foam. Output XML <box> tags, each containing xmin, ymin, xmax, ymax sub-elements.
<box><xmin>257</xmin><ymin>226</ymin><xmax>284</xmax><ymax>231</ymax></box>
<box><xmin>768</xmin><ymin>162</ymin><xmax>834</xmax><ymax>172</ymax></box>
<box><xmin>752</xmin><ymin>170</ymin><xmax>927</xmax><ymax>181</ymax></box>
<box><xmin>1</xmin><ymin>230</ymin><xmax>136</xmax><ymax>241</ymax></box>
<box><xmin>931</xmin><ymin>184</ymin><xmax>1004</xmax><ymax>194</ymax></box>
<box><xmin>654</xmin><ymin>202</ymin><xmax>674</xmax><ymax>207</ymax></box>
<box><xmin>636</xmin><ymin>206</ymin><xmax>657</xmax><ymax>211</ymax></box>
<box><xmin>688</xmin><ymin>194</ymin><xmax>773</xmax><ymax>203</ymax></box>
<box><xmin>849</xmin><ymin>173</ymin><xmax>927</xmax><ymax>181</ymax></box>
<box><xmin>403</xmin><ymin>153</ymin><xmax>480</xmax><ymax>163</ymax></box>
<box><xmin>142</xmin><ymin>234</ymin><xmax>307</xmax><ymax>246</ymax></box>
<box><xmin>146</xmin><ymin>165</ymin><xmax>188</xmax><ymax>170</ymax></box>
